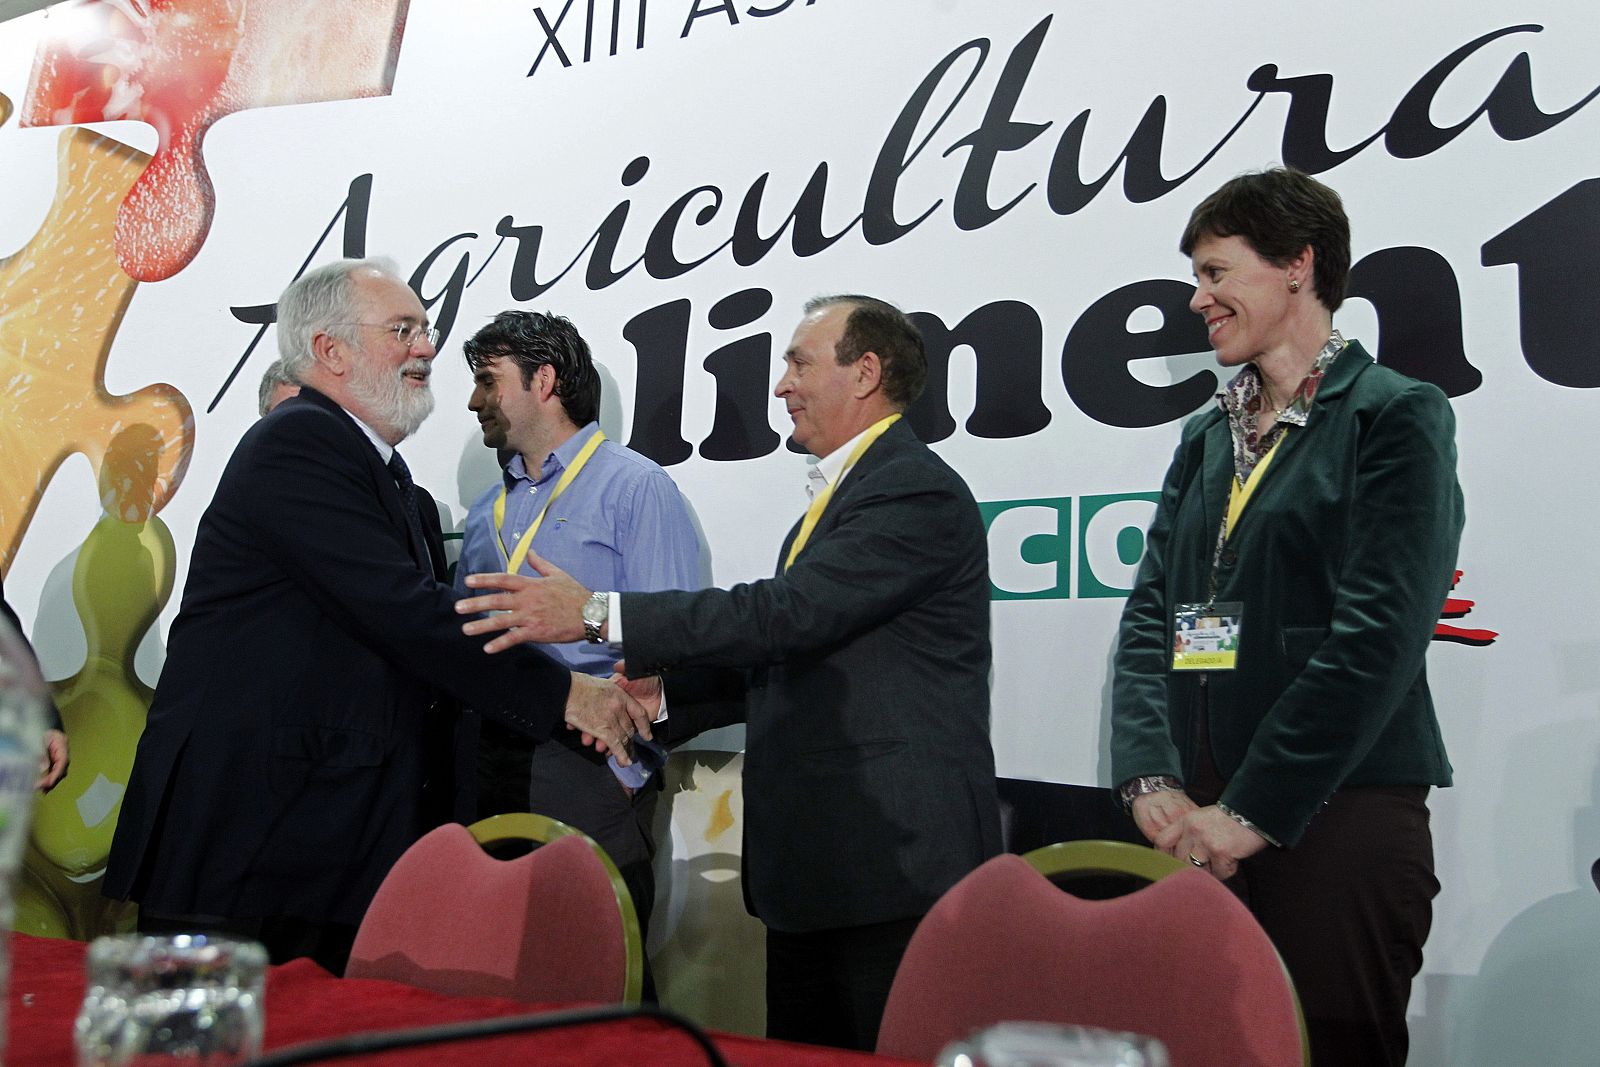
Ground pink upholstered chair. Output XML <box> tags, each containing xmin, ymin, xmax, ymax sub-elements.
<box><xmin>876</xmin><ymin>851</ymin><xmax>1305</xmax><ymax>1066</ymax></box>
<box><xmin>345</xmin><ymin>817</ymin><xmax>639</xmax><ymax>1004</ymax></box>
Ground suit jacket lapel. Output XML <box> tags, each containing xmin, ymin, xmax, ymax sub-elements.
<box><xmin>386</xmin><ymin>468</ymin><xmax>440</xmax><ymax>578</ymax></box>
<box><xmin>292</xmin><ymin>387</ymin><xmax>436</xmax><ymax>575</ymax></box>
<box><xmin>1200</xmin><ymin>417</ymin><xmax>1232</xmax><ymax>544</ymax></box>
<box><xmin>1312</xmin><ymin>339</ymin><xmax>1373</xmax><ymax>404</ymax></box>
<box><xmin>1260</xmin><ymin>342</ymin><xmax>1371</xmax><ymax>478</ymax></box>
<box><xmin>774</xmin><ymin>518</ymin><xmax>803</xmax><ymax>578</ymax></box>
<box><xmin>773</xmin><ymin>419</ymin><xmax>910</xmax><ymax>575</ymax></box>
<box><xmin>417</xmin><ymin>497</ymin><xmax>448</xmax><ymax>581</ymax></box>
<box><xmin>1202</xmin><ymin>341</ymin><xmax>1375</xmax><ymax>540</ymax></box>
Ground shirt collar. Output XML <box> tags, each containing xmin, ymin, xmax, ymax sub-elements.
<box><xmin>1216</xmin><ymin>330</ymin><xmax>1347</xmax><ymax>482</ymax></box>
<box><xmin>1217</xmin><ymin>329</ymin><xmax>1347</xmax><ymax>430</ymax></box>
<box><xmin>506</xmin><ymin>422</ymin><xmax>602</xmax><ymax>489</ymax></box>
<box><xmin>806</xmin><ymin>421</ymin><xmax>879</xmax><ymax>500</ymax></box>
<box><xmin>349</xmin><ymin>413</ymin><xmax>395</xmax><ymax>463</ymax></box>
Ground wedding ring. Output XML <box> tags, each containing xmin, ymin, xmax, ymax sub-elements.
<box><xmin>1188</xmin><ymin>853</ymin><xmax>1206</xmax><ymax>867</ymax></box>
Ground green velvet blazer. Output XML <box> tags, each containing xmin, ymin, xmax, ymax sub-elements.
<box><xmin>1110</xmin><ymin>342</ymin><xmax>1462</xmax><ymax>846</ymax></box>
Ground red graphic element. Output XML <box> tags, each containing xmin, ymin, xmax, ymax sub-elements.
<box><xmin>20</xmin><ymin>0</ymin><xmax>409</xmax><ymax>282</ymax></box>
<box><xmin>1433</xmin><ymin>569</ymin><xmax>1497</xmax><ymax>646</ymax></box>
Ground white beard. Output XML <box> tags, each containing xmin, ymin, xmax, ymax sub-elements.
<box><xmin>348</xmin><ymin>355</ymin><xmax>435</xmax><ymax>442</ymax></box>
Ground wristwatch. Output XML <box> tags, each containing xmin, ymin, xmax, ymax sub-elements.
<box><xmin>581</xmin><ymin>590</ymin><xmax>608</xmax><ymax>644</ymax></box>
<box><xmin>1119</xmin><ymin>775</ymin><xmax>1182</xmax><ymax>812</ymax></box>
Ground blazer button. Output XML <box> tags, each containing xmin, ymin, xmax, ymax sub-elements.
<box><xmin>1220</xmin><ymin>548</ymin><xmax>1238</xmax><ymax>566</ymax></box>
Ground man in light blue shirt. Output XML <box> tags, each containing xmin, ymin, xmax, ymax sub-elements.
<box><xmin>454</xmin><ymin>310</ymin><xmax>699</xmax><ymax>973</ymax></box>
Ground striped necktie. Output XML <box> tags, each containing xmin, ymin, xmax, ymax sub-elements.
<box><xmin>386</xmin><ymin>451</ymin><xmax>434</xmax><ymax>575</ymax></box>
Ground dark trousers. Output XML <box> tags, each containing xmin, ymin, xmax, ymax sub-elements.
<box><xmin>478</xmin><ymin>726</ymin><xmax>662</xmax><ymax>999</ymax></box>
<box><xmin>137</xmin><ymin>911</ymin><xmax>358</xmax><ymax>976</ymax></box>
<box><xmin>764</xmin><ymin>915</ymin><xmax>922</xmax><ymax>1052</ymax></box>
<box><xmin>1189</xmin><ymin>704</ymin><xmax>1438</xmax><ymax>1066</ymax></box>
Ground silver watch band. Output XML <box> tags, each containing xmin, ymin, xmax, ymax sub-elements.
<box><xmin>582</xmin><ymin>590</ymin><xmax>607</xmax><ymax>644</ymax></box>
<box><xmin>1217</xmin><ymin>802</ymin><xmax>1281</xmax><ymax>847</ymax></box>
<box><xmin>1119</xmin><ymin>774</ymin><xmax>1183</xmax><ymax>812</ymax></box>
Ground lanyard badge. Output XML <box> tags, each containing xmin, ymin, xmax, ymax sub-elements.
<box><xmin>1171</xmin><ymin>602</ymin><xmax>1243</xmax><ymax>671</ymax></box>
<box><xmin>493</xmin><ymin>430</ymin><xmax>606</xmax><ymax>574</ymax></box>
<box><xmin>1170</xmin><ymin>429</ymin><xmax>1288</xmax><ymax>673</ymax></box>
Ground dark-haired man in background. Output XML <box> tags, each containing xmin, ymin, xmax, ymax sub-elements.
<box><xmin>455</xmin><ymin>310</ymin><xmax>699</xmax><ymax>977</ymax></box>
<box><xmin>457</xmin><ymin>295</ymin><xmax>1001</xmax><ymax>1051</ymax></box>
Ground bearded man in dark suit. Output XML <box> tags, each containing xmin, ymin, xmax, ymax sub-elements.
<box><xmin>105</xmin><ymin>258</ymin><xmax>652</xmax><ymax>974</ymax></box>
<box><xmin>457</xmin><ymin>295</ymin><xmax>1001</xmax><ymax>1051</ymax></box>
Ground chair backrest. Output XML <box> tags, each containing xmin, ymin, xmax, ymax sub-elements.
<box><xmin>1024</xmin><ymin>839</ymin><xmax>1309</xmax><ymax>1063</ymax></box>
<box><xmin>467</xmin><ymin>812</ymin><xmax>644</xmax><ymax>1005</ymax></box>
<box><xmin>1023</xmin><ymin>838</ymin><xmax>1188</xmax><ymax>883</ymax></box>
<box><xmin>876</xmin><ymin>852</ymin><xmax>1305</xmax><ymax>1067</ymax></box>
<box><xmin>346</xmin><ymin>818</ymin><xmax>640</xmax><ymax>1005</ymax></box>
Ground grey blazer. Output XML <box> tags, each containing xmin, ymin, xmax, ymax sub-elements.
<box><xmin>624</xmin><ymin>419</ymin><xmax>1002</xmax><ymax>932</ymax></box>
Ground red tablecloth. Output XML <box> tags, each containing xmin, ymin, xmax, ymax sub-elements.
<box><xmin>7</xmin><ymin>933</ymin><xmax>919</xmax><ymax>1067</ymax></box>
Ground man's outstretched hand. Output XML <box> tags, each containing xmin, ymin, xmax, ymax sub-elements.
<box><xmin>458</xmin><ymin>552</ymin><xmax>591</xmax><ymax>651</ymax></box>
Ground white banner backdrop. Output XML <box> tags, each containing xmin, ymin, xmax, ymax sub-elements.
<box><xmin>2</xmin><ymin>2</ymin><xmax>1597</xmax><ymax>1060</ymax></box>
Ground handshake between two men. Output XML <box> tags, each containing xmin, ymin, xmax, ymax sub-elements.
<box><xmin>459</xmin><ymin>553</ymin><xmax>663</xmax><ymax>760</ymax></box>
<box><xmin>106</xmin><ymin>281</ymin><xmax>997</xmax><ymax>1047</ymax></box>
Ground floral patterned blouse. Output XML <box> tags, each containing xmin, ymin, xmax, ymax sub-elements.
<box><xmin>1217</xmin><ymin>329</ymin><xmax>1348</xmax><ymax>486</ymax></box>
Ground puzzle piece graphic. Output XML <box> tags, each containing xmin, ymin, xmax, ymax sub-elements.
<box><xmin>0</xmin><ymin>127</ymin><xmax>193</xmax><ymax>575</ymax></box>
<box><xmin>21</xmin><ymin>0</ymin><xmax>410</xmax><ymax>282</ymax></box>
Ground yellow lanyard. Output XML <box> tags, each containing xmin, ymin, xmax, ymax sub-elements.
<box><xmin>1224</xmin><ymin>430</ymin><xmax>1287</xmax><ymax>540</ymax></box>
<box><xmin>784</xmin><ymin>414</ymin><xmax>900</xmax><ymax>571</ymax></box>
<box><xmin>492</xmin><ymin>430</ymin><xmax>606</xmax><ymax>574</ymax></box>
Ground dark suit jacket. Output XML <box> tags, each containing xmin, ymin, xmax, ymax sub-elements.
<box><xmin>625</xmin><ymin>419</ymin><xmax>1002</xmax><ymax>933</ymax></box>
<box><xmin>104</xmin><ymin>387</ymin><xmax>571</xmax><ymax>927</ymax></box>
<box><xmin>1111</xmin><ymin>343</ymin><xmax>1461</xmax><ymax>846</ymax></box>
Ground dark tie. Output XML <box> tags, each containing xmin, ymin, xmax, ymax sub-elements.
<box><xmin>387</xmin><ymin>450</ymin><xmax>433</xmax><ymax>573</ymax></box>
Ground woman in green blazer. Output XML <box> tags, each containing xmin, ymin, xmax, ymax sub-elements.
<box><xmin>1110</xmin><ymin>168</ymin><xmax>1463</xmax><ymax>1067</ymax></box>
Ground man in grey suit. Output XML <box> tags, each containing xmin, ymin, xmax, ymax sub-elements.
<box><xmin>457</xmin><ymin>294</ymin><xmax>1001</xmax><ymax>1051</ymax></box>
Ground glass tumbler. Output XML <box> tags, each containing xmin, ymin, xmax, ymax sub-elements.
<box><xmin>74</xmin><ymin>934</ymin><xmax>266</xmax><ymax>1066</ymax></box>
<box><xmin>936</xmin><ymin>1021</ymin><xmax>1171</xmax><ymax>1067</ymax></box>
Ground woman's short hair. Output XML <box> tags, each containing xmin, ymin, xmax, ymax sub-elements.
<box><xmin>1180</xmin><ymin>167</ymin><xmax>1351</xmax><ymax>312</ymax></box>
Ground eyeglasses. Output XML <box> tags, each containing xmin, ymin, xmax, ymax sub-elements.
<box><xmin>332</xmin><ymin>322</ymin><xmax>441</xmax><ymax>349</ymax></box>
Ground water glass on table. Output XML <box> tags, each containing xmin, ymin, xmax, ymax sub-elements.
<box><xmin>74</xmin><ymin>934</ymin><xmax>266</xmax><ymax>1066</ymax></box>
<box><xmin>937</xmin><ymin>1021</ymin><xmax>1170</xmax><ymax>1067</ymax></box>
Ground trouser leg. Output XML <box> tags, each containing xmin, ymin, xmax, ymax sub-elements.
<box><xmin>764</xmin><ymin>915</ymin><xmax>920</xmax><ymax>1052</ymax></box>
<box><xmin>1235</xmin><ymin>786</ymin><xmax>1437</xmax><ymax>1067</ymax></box>
<box><xmin>524</xmin><ymin>738</ymin><xmax>662</xmax><ymax>999</ymax></box>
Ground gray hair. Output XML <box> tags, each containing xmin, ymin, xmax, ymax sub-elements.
<box><xmin>275</xmin><ymin>256</ymin><xmax>401</xmax><ymax>379</ymax></box>
<box><xmin>256</xmin><ymin>358</ymin><xmax>299</xmax><ymax>417</ymax></box>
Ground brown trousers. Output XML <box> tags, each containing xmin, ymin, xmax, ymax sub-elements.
<box><xmin>1190</xmin><ymin>698</ymin><xmax>1438</xmax><ymax>1067</ymax></box>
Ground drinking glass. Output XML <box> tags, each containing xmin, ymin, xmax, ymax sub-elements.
<box><xmin>936</xmin><ymin>1021</ymin><xmax>1170</xmax><ymax>1067</ymax></box>
<box><xmin>74</xmin><ymin>934</ymin><xmax>266</xmax><ymax>1066</ymax></box>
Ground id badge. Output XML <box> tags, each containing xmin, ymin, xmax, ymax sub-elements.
<box><xmin>1171</xmin><ymin>602</ymin><xmax>1243</xmax><ymax>671</ymax></box>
